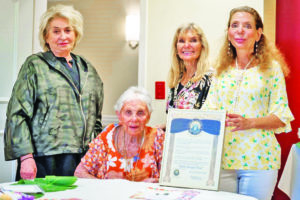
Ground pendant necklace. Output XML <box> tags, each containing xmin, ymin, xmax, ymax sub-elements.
<box><xmin>122</xmin><ymin>129</ymin><xmax>145</xmax><ymax>181</ymax></box>
<box><xmin>233</xmin><ymin>56</ymin><xmax>254</xmax><ymax>112</ymax></box>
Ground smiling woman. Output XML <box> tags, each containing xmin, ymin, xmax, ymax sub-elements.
<box><xmin>75</xmin><ymin>86</ymin><xmax>165</xmax><ymax>183</ymax></box>
<box><xmin>117</xmin><ymin>99</ymin><xmax>150</xmax><ymax>137</ymax></box>
<box><xmin>4</xmin><ymin>4</ymin><xmax>104</xmax><ymax>181</ymax></box>
<box><xmin>166</xmin><ymin>23</ymin><xmax>212</xmax><ymax>114</ymax></box>
<box><xmin>46</xmin><ymin>17</ymin><xmax>76</xmax><ymax>61</ymax></box>
<box><xmin>176</xmin><ymin>30</ymin><xmax>202</xmax><ymax>67</ymax></box>
<box><xmin>202</xmin><ymin>6</ymin><xmax>294</xmax><ymax>200</ymax></box>
<box><xmin>228</xmin><ymin>12</ymin><xmax>262</xmax><ymax>57</ymax></box>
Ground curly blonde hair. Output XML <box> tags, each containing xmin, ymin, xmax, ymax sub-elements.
<box><xmin>39</xmin><ymin>4</ymin><xmax>83</xmax><ymax>52</ymax></box>
<box><xmin>215</xmin><ymin>6</ymin><xmax>289</xmax><ymax>77</ymax></box>
<box><xmin>168</xmin><ymin>23</ymin><xmax>210</xmax><ymax>88</ymax></box>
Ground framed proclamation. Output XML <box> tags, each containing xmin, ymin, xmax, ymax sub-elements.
<box><xmin>159</xmin><ymin>109</ymin><xmax>226</xmax><ymax>190</ymax></box>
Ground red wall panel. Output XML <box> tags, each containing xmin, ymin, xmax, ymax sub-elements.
<box><xmin>274</xmin><ymin>0</ymin><xmax>300</xmax><ymax>199</ymax></box>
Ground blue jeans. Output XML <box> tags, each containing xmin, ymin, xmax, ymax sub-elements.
<box><xmin>219</xmin><ymin>169</ymin><xmax>278</xmax><ymax>200</ymax></box>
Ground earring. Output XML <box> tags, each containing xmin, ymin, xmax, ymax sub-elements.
<box><xmin>255</xmin><ymin>41</ymin><xmax>258</xmax><ymax>57</ymax></box>
<box><xmin>227</xmin><ymin>41</ymin><xmax>231</xmax><ymax>57</ymax></box>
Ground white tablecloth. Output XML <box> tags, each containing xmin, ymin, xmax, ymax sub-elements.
<box><xmin>278</xmin><ymin>143</ymin><xmax>300</xmax><ymax>199</ymax></box>
<box><xmin>1</xmin><ymin>178</ymin><xmax>258</xmax><ymax>200</ymax></box>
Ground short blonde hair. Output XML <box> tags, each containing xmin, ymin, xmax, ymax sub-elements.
<box><xmin>168</xmin><ymin>23</ymin><xmax>210</xmax><ymax>88</ymax></box>
<box><xmin>39</xmin><ymin>4</ymin><xmax>83</xmax><ymax>51</ymax></box>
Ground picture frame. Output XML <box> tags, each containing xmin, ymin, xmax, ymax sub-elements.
<box><xmin>159</xmin><ymin>109</ymin><xmax>226</xmax><ymax>190</ymax></box>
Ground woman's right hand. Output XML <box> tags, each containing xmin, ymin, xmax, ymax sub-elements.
<box><xmin>20</xmin><ymin>154</ymin><xmax>37</xmax><ymax>180</ymax></box>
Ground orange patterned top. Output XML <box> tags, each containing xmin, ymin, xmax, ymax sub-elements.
<box><xmin>81</xmin><ymin>123</ymin><xmax>165</xmax><ymax>181</ymax></box>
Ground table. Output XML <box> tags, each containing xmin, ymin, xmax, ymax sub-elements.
<box><xmin>278</xmin><ymin>143</ymin><xmax>300</xmax><ymax>199</ymax></box>
<box><xmin>1</xmin><ymin>178</ymin><xmax>257</xmax><ymax>200</ymax></box>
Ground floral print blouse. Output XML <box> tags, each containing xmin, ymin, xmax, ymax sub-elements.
<box><xmin>203</xmin><ymin>61</ymin><xmax>294</xmax><ymax>170</ymax></box>
<box><xmin>167</xmin><ymin>73</ymin><xmax>212</xmax><ymax>112</ymax></box>
<box><xmin>81</xmin><ymin>123</ymin><xmax>165</xmax><ymax>181</ymax></box>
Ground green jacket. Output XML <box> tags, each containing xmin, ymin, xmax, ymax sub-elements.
<box><xmin>4</xmin><ymin>51</ymin><xmax>104</xmax><ymax>160</ymax></box>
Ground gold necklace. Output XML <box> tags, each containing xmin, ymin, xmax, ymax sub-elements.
<box><xmin>122</xmin><ymin>128</ymin><xmax>145</xmax><ymax>181</ymax></box>
<box><xmin>233</xmin><ymin>57</ymin><xmax>254</xmax><ymax>112</ymax></box>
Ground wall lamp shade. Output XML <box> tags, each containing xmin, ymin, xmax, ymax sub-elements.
<box><xmin>126</xmin><ymin>15</ymin><xmax>139</xmax><ymax>49</ymax></box>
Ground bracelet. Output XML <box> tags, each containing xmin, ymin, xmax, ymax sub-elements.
<box><xmin>21</xmin><ymin>157</ymin><xmax>33</xmax><ymax>162</ymax></box>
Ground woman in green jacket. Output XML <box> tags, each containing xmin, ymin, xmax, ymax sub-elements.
<box><xmin>4</xmin><ymin>4</ymin><xmax>103</xmax><ymax>180</ymax></box>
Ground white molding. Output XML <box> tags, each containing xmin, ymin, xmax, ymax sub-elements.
<box><xmin>102</xmin><ymin>114</ymin><xmax>118</xmax><ymax>126</ymax></box>
<box><xmin>11</xmin><ymin>161</ymin><xmax>17</xmax><ymax>182</ymax></box>
<box><xmin>32</xmin><ymin>0</ymin><xmax>47</xmax><ymax>53</ymax></box>
<box><xmin>0</xmin><ymin>97</ymin><xmax>9</xmax><ymax>104</ymax></box>
<box><xmin>13</xmin><ymin>1</ymin><xmax>20</xmax><ymax>83</ymax></box>
<box><xmin>138</xmin><ymin>0</ymin><xmax>148</xmax><ymax>88</ymax></box>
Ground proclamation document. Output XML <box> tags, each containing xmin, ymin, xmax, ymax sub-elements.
<box><xmin>159</xmin><ymin>109</ymin><xmax>226</xmax><ymax>190</ymax></box>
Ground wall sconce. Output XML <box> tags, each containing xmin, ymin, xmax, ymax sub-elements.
<box><xmin>125</xmin><ymin>15</ymin><xmax>139</xmax><ymax>49</ymax></box>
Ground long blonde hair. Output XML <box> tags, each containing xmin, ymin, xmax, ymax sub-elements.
<box><xmin>215</xmin><ymin>6</ymin><xmax>289</xmax><ymax>77</ymax></box>
<box><xmin>168</xmin><ymin>23</ymin><xmax>210</xmax><ymax>88</ymax></box>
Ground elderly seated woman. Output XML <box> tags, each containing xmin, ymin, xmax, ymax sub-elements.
<box><xmin>75</xmin><ymin>86</ymin><xmax>165</xmax><ymax>182</ymax></box>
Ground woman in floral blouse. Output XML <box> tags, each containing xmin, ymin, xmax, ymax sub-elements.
<box><xmin>203</xmin><ymin>6</ymin><xmax>294</xmax><ymax>200</ymax></box>
<box><xmin>166</xmin><ymin>23</ymin><xmax>211</xmax><ymax>112</ymax></box>
<box><xmin>75</xmin><ymin>87</ymin><xmax>164</xmax><ymax>182</ymax></box>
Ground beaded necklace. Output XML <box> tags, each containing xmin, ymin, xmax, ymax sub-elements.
<box><xmin>233</xmin><ymin>57</ymin><xmax>254</xmax><ymax>112</ymax></box>
<box><xmin>115</xmin><ymin>127</ymin><xmax>145</xmax><ymax>181</ymax></box>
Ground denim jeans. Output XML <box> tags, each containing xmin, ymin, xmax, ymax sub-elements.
<box><xmin>219</xmin><ymin>169</ymin><xmax>278</xmax><ymax>200</ymax></box>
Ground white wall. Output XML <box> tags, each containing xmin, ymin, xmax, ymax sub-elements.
<box><xmin>0</xmin><ymin>0</ymin><xmax>24</xmax><ymax>183</ymax></box>
<box><xmin>139</xmin><ymin>0</ymin><xmax>263</xmax><ymax>126</ymax></box>
<box><xmin>0</xmin><ymin>0</ymin><xmax>46</xmax><ymax>183</ymax></box>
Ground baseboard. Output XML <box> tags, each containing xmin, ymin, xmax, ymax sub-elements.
<box><xmin>0</xmin><ymin>97</ymin><xmax>9</xmax><ymax>103</ymax></box>
<box><xmin>102</xmin><ymin>114</ymin><xmax>118</xmax><ymax>127</ymax></box>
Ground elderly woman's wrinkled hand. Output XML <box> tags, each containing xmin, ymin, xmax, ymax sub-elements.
<box><xmin>105</xmin><ymin>171</ymin><xmax>125</xmax><ymax>179</ymax></box>
<box><xmin>126</xmin><ymin>169</ymin><xmax>151</xmax><ymax>182</ymax></box>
